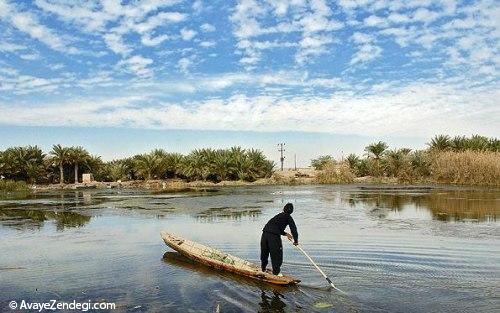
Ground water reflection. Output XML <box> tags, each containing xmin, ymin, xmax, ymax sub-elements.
<box><xmin>196</xmin><ymin>206</ymin><xmax>262</xmax><ymax>222</ymax></box>
<box><xmin>345</xmin><ymin>189</ymin><xmax>499</xmax><ymax>222</ymax></box>
<box><xmin>162</xmin><ymin>252</ymin><xmax>292</xmax><ymax>312</ymax></box>
<box><xmin>258</xmin><ymin>290</ymin><xmax>286</xmax><ymax>313</ymax></box>
<box><xmin>161</xmin><ymin>252</ymin><xmax>293</xmax><ymax>293</ymax></box>
<box><xmin>1</xmin><ymin>186</ymin><xmax>498</xmax><ymax>312</ymax></box>
<box><xmin>0</xmin><ymin>208</ymin><xmax>91</xmax><ymax>230</ymax></box>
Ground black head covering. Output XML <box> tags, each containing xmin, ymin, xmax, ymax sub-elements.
<box><xmin>283</xmin><ymin>203</ymin><xmax>294</xmax><ymax>214</ymax></box>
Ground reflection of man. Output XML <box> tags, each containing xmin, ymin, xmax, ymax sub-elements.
<box><xmin>260</xmin><ymin>203</ymin><xmax>299</xmax><ymax>276</ymax></box>
<box><xmin>258</xmin><ymin>290</ymin><xmax>286</xmax><ymax>313</ymax></box>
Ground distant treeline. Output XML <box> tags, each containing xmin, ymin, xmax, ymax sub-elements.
<box><xmin>0</xmin><ymin>145</ymin><xmax>274</xmax><ymax>185</ymax></box>
<box><xmin>311</xmin><ymin>135</ymin><xmax>500</xmax><ymax>186</ymax></box>
<box><xmin>1</xmin><ymin>134</ymin><xmax>499</xmax><ymax>188</ymax></box>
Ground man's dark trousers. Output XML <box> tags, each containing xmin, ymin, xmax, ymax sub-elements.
<box><xmin>260</xmin><ymin>231</ymin><xmax>283</xmax><ymax>275</ymax></box>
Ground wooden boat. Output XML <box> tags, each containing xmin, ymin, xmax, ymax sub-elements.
<box><xmin>161</xmin><ymin>231</ymin><xmax>300</xmax><ymax>285</ymax></box>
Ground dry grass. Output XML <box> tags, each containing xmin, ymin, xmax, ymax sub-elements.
<box><xmin>315</xmin><ymin>162</ymin><xmax>355</xmax><ymax>184</ymax></box>
<box><xmin>430</xmin><ymin>151</ymin><xmax>500</xmax><ymax>186</ymax></box>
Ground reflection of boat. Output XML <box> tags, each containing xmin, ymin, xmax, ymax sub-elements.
<box><xmin>162</xmin><ymin>252</ymin><xmax>296</xmax><ymax>293</ymax></box>
<box><xmin>161</xmin><ymin>232</ymin><xmax>300</xmax><ymax>285</ymax></box>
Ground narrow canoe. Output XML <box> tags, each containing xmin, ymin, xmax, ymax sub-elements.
<box><xmin>160</xmin><ymin>231</ymin><xmax>300</xmax><ymax>285</ymax></box>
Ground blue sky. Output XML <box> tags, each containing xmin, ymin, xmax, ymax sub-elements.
<box><xmin>0</xmin><ymin>0</ymin><xmax>498</xmax><ymax>165</ymax></box>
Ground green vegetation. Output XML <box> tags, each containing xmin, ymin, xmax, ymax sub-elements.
<box><xmin>1</xmin><ymin>134</ymin><xmax>497</xmax><ymax>187</ymax></box>
<box><xmin>428</xmin><ymin>134</ymin><xmax>499</xmax><ymax>152</ymax></box>
<box><xmin>311</xmin><ymin>155</ymin><xmax>336</xmax><ymax>170</ymax></box>
<box><xmin>312</xmin><ymin>134</ymin><xmax>500</xmax><ymax>186</ymax></box>
<box><xmin>0</xmin><ymin>180</ymin><xmax>29</xmax><ymax>192</ymax></box>
<box><xmin>0</xmin><ymin>145</ymin><xmax>275</xmax><ymax>185</ymax></box>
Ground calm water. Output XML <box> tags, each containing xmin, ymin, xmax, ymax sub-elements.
<box><xmin>0</xmin><ymin>185</ymin><xmax>499</xmax><ymax>312</ymax></box>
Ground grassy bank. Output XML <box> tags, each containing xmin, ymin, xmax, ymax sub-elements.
<box><xmin>312</xmin><ymin>135</ymin><xmax>500</xmax><ymax>186</ymax></box>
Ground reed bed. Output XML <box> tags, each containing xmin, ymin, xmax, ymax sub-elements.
<box><xmin>430</xmin><ymin>151</ymin><xmax>500</xmax><ymax>186</ymax></box>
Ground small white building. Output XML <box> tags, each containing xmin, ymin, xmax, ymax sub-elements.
<box><xmin>82</xmin><ymin>173</ymin><xmax>94</xmax><ymax>183</ymax></box>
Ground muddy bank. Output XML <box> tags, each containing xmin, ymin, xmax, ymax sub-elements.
<box><xmin>29</xmin><ymin>170</ymin><xmax>417</xmax><ymax>192</ymax></box>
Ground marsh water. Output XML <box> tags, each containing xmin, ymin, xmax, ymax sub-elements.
<box><xmin>0</xmin><ymin>185</ymin><xmax>499</xmax><ymax>312</ymax></box>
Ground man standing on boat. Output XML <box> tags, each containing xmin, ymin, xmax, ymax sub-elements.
<box><xmin>261</xmin><ymin>203</ymin><xmax>299</xmax><ymax>276</ymax></box>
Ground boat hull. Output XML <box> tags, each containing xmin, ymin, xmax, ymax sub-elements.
<box><xmin>161</xmin><ymin>231</ymin><xmax>300</xmax><ymax>285</ymax></box>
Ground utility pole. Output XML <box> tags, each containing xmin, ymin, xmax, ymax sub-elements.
<box><xmin>278</xmin><ymin>143</ymin><xmax>285</xmax><ymax>171</ymax></box>
<box><xmin>294</xmin><ymin>154</ymin><xmax>297</xmax><ymax>171</ymax></box>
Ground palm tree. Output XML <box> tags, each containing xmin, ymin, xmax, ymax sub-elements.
<box><xmin>0</xmin><ymin>146</ymin><xmax>45</xmax><ymax>182</ymax></box>
<box><xmin>50</xmin><ymin>144</ymin><xmax>70</xmax><ymax>185</ymax></box>
<box><xmin>428</xmin><ymin>135</ymin><xmax>451</xmax><ymax>151</ymax></box>
<box><xmin>165</xmin><ymin>153</ymin><xmax>184</xmax><ymax>178</ymax></box>
<box><xmin>133</xmin><ymin>153</ymin><xmax>160</xmax><ymax>180</ymax></box>
<box><xmin>365</xmin><ymin>141</ymin><xmax>388</xmax><ymax>159</ymax></box>
<box><xmin>212</xmin><ymin>149</ymin><xmax>232</xmax><ymax>181</ymax></box>
<box><xmin>364</xmin><ymin>142</ymin><xmax>388</xmax><ymax>177</ymax></box>
<box><xmin>411</xmin><ymin>150</ymin><xmax>430</xmax><ymax>177</ymax></box>
<box><xmin>228</xmin><ymin>147</ymin><xmax>250</xmax><ymax>180</ymax></box>
<box><xmin>245</xmin><ymin>148</ymin><xmax>275</xmax><ymax>180</ymax></box>
<box><xmin>488</xmin><ymin>138</ymin><xmax>500</xmax><ymax>152</ymax></box>
<box><xmin>311</xmin><ymin>155</ymin><xmax>335</xmax><ymax>170</ymax></box>
<box><xmin>385</xmin><ymin>149</ymin><xmax>407</xmax><ymax>177</ymax></box>
<box><xmin>467</xmin><ymin>134</ymin><xmax>489</xmax><ymax>151</ymax></box>
<box><xmin>85</xmin><ymin>154</ymin><xmax>104</xmax><ymax>180</ymax></box>
<box><xmin>68</xmin><ymin>146</ymin><xmax>90</xmax><ymax>183</ymax></box>
<box><xmin>346</xmin><ymin>154</ymin><xmax>360</xmax><ymax>171</ymax></box>
<box><xmin>451</xmin><ymin>136</ymin><xmax>467</xmax><ymax>151</ymax></box>
<box><xmin>152</xmin><ymin>149</ymin><xmax>169</xmax><ymax>179</ymax></box>
<box><xmin>108</xmin><ymin>161</ymin><xmax>130</xmax><ymax>181</ymax></box>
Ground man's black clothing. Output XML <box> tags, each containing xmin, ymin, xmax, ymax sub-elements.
<box><xmin>260</xmin><ymin>232</ymin><xmax>282</xmax><ymax>275</ymax></box>
<box><xmin>260</xmin><ymin>212</ymin><xmax>298</xmax><ymax>275</ymax></box>
<box><xmin>262</xmin><ymin>212</ymin><xmax>298</xmax><ymax>243</ymax></box>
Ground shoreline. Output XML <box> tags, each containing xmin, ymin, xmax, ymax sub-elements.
<box><xmin>28</xmin><ymin>177</ymin><xmax>483</xmax><ymax>193</ymax></box>
<box><xmin>5</xmin><ymin>168</ymin><xmax>498</xmax><ymax>193</ymax></box>
<box><xmin>27</xmin><ymin>168</ymin><xmax>411</xmax><ymax>192</ymax></box>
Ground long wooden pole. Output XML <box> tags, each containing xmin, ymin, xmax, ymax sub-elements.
<box><xmin>289</xmin><ymin>239</ymin><xmax>341</xmax><ymax>291</ymax></box>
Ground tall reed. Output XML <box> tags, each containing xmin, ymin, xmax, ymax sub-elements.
<box><xmin>430</xmin><ymin>151</ymin><xmax>500</xmax><ymax>186</ymax></box>
<box><xmin>315</xmin><ymin>162</ymin><xmax>355</xmax><ymax>184</ymax></box>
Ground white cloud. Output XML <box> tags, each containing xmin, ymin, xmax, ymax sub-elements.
<box><xmin>231</xmin><ymin>0</ymin><xmax>342</xmax><ymax>65</ymax></box>
<box><xmin>177</xmin><ymin>57</ymin><xmax>193</xmax><ymax>73</ymax></box>
<box><xmin>48</xmin><ymin>63</ymin><xmax>64</xmax><ymax>70</ymax></box>
<box><xmin>352</xmin><ymin>32</ymin><xmax>373</xmax><ymax>44</ymax></box>
<box><xmin>180</xmin><ymin>28</ymin><xmax>197</xmax><ymax>41</ymax></box>
<box><xmin>2</xmin><ymin>80</ymin><xmax>498</xmax><ymax>138</ymax></box>
<box><xmin>19</xmin><ymin>53</ymin><xmax>40</xmax><ymax>60</ymax></box>
<box><xmin>200</xmin><ymin>23</ymin><xmax>215</xmax><ymax>32</ymax></box>
<box><xmin>412</xmin><ymin>8</ymin><xmax>441</xmax><ymax>23</ymax></box>
<box><xmin>200</xmin><ymin>41</ymin><xmax>215</xmax><ymax>48</ymax></box>
<box><xmin>350</xmin><ymin>44</ymin><xmax>382</xmax><ymax>65</ymax></box>
<box><xmin>30</xmin><ymin>0</ymin><xmax>185</xmax><ymax>76</ymax></box>
<box><xmin>387</xmin><ymin>13</ymin><xmax>411</xmax><ymax>24</ymax></box>
<box><xmin>103</xmin><ymin>33</ymin><xmax>131</xmax><ymax>55</ymax></box>
<box><xmin>363</xmin><ymin>15</ymin><xmax>387</xmax><ymax>28</ymax></box>
<box><xmin>350</xmin><ymin>32</ymin><xmax>381</xmax><ymax>65</ymax></box>
<box><xmin>296</xmin><ymin>35</ymin><xmax>334</xmax><ymax>64</ymax></box>
<box><xmin>118</xmin><ymin>55</ymin><xmax>154</xmax><ymax>77</ymax></box>
<box><xmin>0</xmin><ymin>42</ymin><xmax>26</xmax><ymax>52</ymax></box>
<box><xmin>192</xmin><ymin>0</ymin><xmax>203</xmax><ymax>14</ymax></box>
<box><xmin>0</xmin><ymin>0</ymin><xmax>78</xmax><ymax>54</ymax></box>
<box><xmin>141</xmin><ymin>34</ymin><xmax>169</xmax><ymax>46</ymax></box>
<box><xmin>0</xmin><ymin>69</ymin><xmax>66</xmax><ymax>94</ymax></box>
